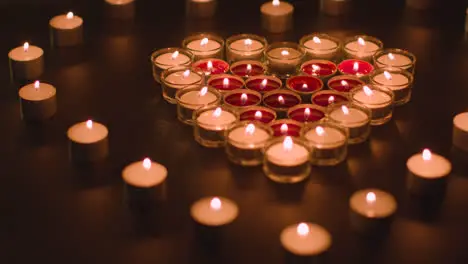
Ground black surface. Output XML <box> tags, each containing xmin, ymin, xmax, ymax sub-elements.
<box><xmin>1</xmin><ymin>0</ymin><xmax>468</xmax><ymax>263</ymax></box>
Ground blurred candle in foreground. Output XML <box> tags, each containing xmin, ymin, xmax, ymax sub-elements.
<box><xmin>186</xmin><ymin>0</ymin><xmax>217</xmax><ymax>18</ymax></box>
<box><xmin>104</xmin><ymin>0</ymin><xmax>136</xmax><ymax>19</ymax></box>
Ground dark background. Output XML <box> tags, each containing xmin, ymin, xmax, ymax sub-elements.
<box><xmin>1</xmin><ymin>0</ymin><xmax>468</xmax><ymax>263</ymax></box>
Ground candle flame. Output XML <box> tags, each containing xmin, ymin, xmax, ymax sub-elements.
<box><xmin>280</xmin><ymin>124</ymin><xmax>288</xmax><ymax>134</ymax></box>
<box><xmin>86</xmin><ymin>120</ymin><xmax>93</xmax><ymax>129</ymax></box>
<box><xmin>272</xmin><ymin>0</ymin><xmax>280</xmax><ymax>6</ymax></box>
<box><xmin>304</xmin><ymin>108</ymin><xmax>311</xmax><ymax>119</ymax></box>
<box><xmin>200</xmin><ymin>38</ymin><xmax>209</xmax><ymax>47</ymax></box>
<box><xmin>281</xmin><ymin>50</ymin><xmax>289</xmax><ymax>56</ymax></box>
<box><xmin>199</xmin><ymin>86</ymin><xmax>208</xmax><ymax>97</ymax></box>
<box><xmin>312</xmin><ymin>64</ymin><xmax>320</xmax><ymax>72</ymax></box>
<box><xmin>422</xmin><ymin>149</ymin><xmax>432</xmax><ymax>161</ymax></box>
<box><xmin>210</xmin><ymin>197</ymin><xmax>222</xmax><ymax>210</ymax></box>
<box><xmin>34</xmin><ymin>81</ymin><xmax>40</xmax><ymax>89</ymax></box>
<box><xmin>316</xmin><ymin>126</ymin><xmax>325</xmax><ymax>136</ymax></box>
<box><xmin>341</xmin><ymin>80</ymin><xmax>348</xmax><ymax>87</ymax></box>
<box><xmin>261</xmin><ymin>79</ymin><xmax>268</xmax><ymax>88</ymax></box>
<box><xmin>171</xmin><ymin>51</ymin><xmax>179</xmax><ymax>60</ymax></box>
<box><xmin>302</xmin><ymin>83</ymin><xmax>308</xmax><ymax>90</ymax></box>
<box><xmin>255</xmin><ymin>111</ymin><xmax>262</xmax><ymax>120</ymax></box>
<box><xmin>223</xmin><ymin>78</ymin><xmax>229</xmax><ymax>87</ymax></box>
<box><xmin>240</xmin><ymin>93</ymin><xmax>248</xmax><ymax>105</ymax></box>
<box><xmin>213</xmin><ymin>107</ymin><xmax>222</xmax><ymax>118</ymax></box>
<box><xmin>23</xmin><ymin>42</ymin><xmax>29</xmax><ymax>52</ymax></box>
<box><xmin>142</xmin><ymin>158</ymin><xmax>152</xmax><ymax>170</ymax></box>
<box><xmin>358</xmin><ymin>37</ymin><xmax>366</xmax><ymax>46</ymax></box>
<box><xmin>207</xmin><ymin>60</ymin><xmax>213</xmax><ymax>70</ymax></box>
<box><xmin>353</xmin><ymin>62</ymin><xmax>359</xmax><ymax>72</ymax></box>
<box><xmin>312</xmin><ymin>36</ymin><xmax>321</xmax><ymax>44</ymax></box>
<box><xmin>244</xmin><ymin>38</ymin><xmax>252</xmax><ymax>46</ymax></box>
<box><xmin>366</xmin><ymin>192</ymin><xmax>376</xmax><ymax>204</ymax></box>
<box><xmin>183</xmin><ymin>70</ymin><xmax>190</xmax><ymax>78</ymax></box>
<box><xmin>342</xmin><ymin>105</ymin><xmax>350</xmax><ymax>115</ymax></box>
<box><xmin>383</xmin><ymin>71</ymin><xmax>392</xmax><ymax>80</ymax></box>
<box><xmin>388</xmin><ymin>53</ymin><xmax>395</xmax><ymax>60</ymax></box>
<box><xmin>297</xmin><ymin>223</ymin><xmax>310</xmax><ymax>237</ymax></box>
<box><xmin>246</xmin><ymin>64</ymin><xmax>252</xmax><ymax>72</ymax></box>
<box><xmin>66</xmin><ymin>12</ymin><xmax>74</xmax><ymax>19</ymax></box>
<box><xmin>245</xmin><ymin>124</ymin><xmax>256</xmax><ymax>135</ymax></box>
<box><xmin>363</xmin><ymin>86</ymin><xmax>373</xmax><ymax>96</ymax></box>
<box><xmin>328</xmin><ymin>96</ymin><xmax>335</xmax><ymax>105</ymax></box>
<box><xmin>283</xmin><ymin>136</ymin><xmax>293</xmax><ymax>151</ymax></box>
<box><xmin>278</xmin><ymin>95</ymin><xmax>285</xmax><ymax>105</ymax></box>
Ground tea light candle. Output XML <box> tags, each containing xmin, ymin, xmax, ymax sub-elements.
<box><xmin>300</xmin><ymin>59</ymin><xmax>338</xmax><ymax>80</ymax></box>
<box><xmin>263</xmin><ymin>90</ymin><xmax>302</xmax><ymax>118</ymax></box>
<box><xmin>373</xmin><ymin>49</ymin><xmax>416</xmax><ymax>73</ymax></box>
<box><xmin>161</xmin><ymin>67</ymin><xmax>203</xmax><ymax>103</ymax></box>
<box><xmin>328</xmin><ymin>75</ymin><xmax>365</xmax><ymax>93</ymax></box>
<box><xmin>194</xmin><ymin>106</ymin><xmax>238</xmax><ymax>147</ymax></box>
<box><xmin>328</xmin><ymin>103</ymin><xmax>371</xmax><ymax>144</ymax></box>
<box><xmin>176</xmin><ymin>86</ymin><xmax>221</xmax><ymax>125</ymax></box>
<box><xmin>105</xmin><ymin>0</ymin><xmax>135</xmax><ymax>19</ymax></box>
<box><xmin>287</xmin><ymin>104</ymin><xmax>326</xmax><ymax>123</ymax></box>
<box><xmin>192</xmin><ymin>58</ymin><xmax>230</xmax><ymax>76</ymax></box>
<box><xmin>311</xmin><ymin>90</ymin><xmax>349</xmax><ymax>107</ymax></box>
<box><xmin>453</xmin><ymin>112</ymin><xmax>468</xmax><ymax>152</ymax></box>
<box><xmin>245</xmin><ymin>75</ymin><xmax>282</xmax><ymax>94</ymax></box>
<box><xmin>186</xmin><ymin>0</ymin><xmax>217</xmax><ymax>18</ymax></box>
<box><xmin>151</xmin><ymin>48</ymin><xmax>194</xmax><ymax>83</ymax></box>
<box><xmin>8</xmin><ymin>42</ymin><xmax>44</xmax><ymax>81</ymax></box>
<box><xmin>280</xmin><ymin>222</ymin><xmax>332</xmax><ymax>257</ymax></box>
<box><xmin>286</xmin><ymin>75</ymin><xmax>323</xmax><ymax>102</ymax></box>
<box><xmin>122</xmin><ymin>158</ymin><xmax>168</xmax><ymax>203</ymax></box>
<box><xmin>207</xmin><ymin>74</ymin><xmax>245</xmax><ymax>92</ymax></box>
<box><xmin>226</xmin><ymin>34</ymin><xmax>267</xmax><ymax>63</ymax></box>
<box><xmin>349</xmin><ymin>189</ymin><xmax>397</xmax><ymax>234</ymax></box>
<box><xmin>300</xmin><ymin>33</ymin><xmax>340</xmax><ymax>60</ymax></box>
<box><xmin>320</xmin><ymin>0</ymin><xmax>351</xmax><ymax>16</ymax></box>
<box><xmin>264</xmin><ymin>136</ymin><xmax>310</xmax><ymax>183</ymax></box>
<box><xmin>351</xmin><ymin>85</ymin><xmax>394</xmax><ymax>125</ymax></box>
<box><xmin>302</xmin><ymin>122</ymin><xmax>348</xmax><ymax>166</ymax></box>
<box><xmin>67</xmin><ymin>120</ymin><xmax>109</xmax><ymax>163</ymax></box>
<box><xmin>239</xmin><ymin>106</ymin><xmax>277</xmax><ymax>124</ymax></box>
<box><xmin>49</xmin><ymin>12</ymin><xmax>83</xmax><ymax>47</ymax></box>
<box><xmin>260</xmin><ymin>0</ymin><xmax>294</xmax><ymax>33</ymax></box>
<box><xmin>191</xmin><ymin>196</ymin><xmax>239</xmax><ymax>227</ymax></box>
<box><xmin>265</xmin><ymin>42</ymin><xmax>305</xmax><ymax>79</ymax></box>
<box><xmin>19</xmin><ymin>81</ymin><xmax>57</xmax><ymax>121</ymax></box>
<box><xmin>270</xmin><ymin>119</ymin><xmax>303</xmax><ymax>137</ymax></box>
<box><xmin>230</xmin><ymin>60</ymin><xmax>266</xmax><ymax>78</ymax></box>
<box><xmin>338</xmin><ymin>59</ymin><xmax>374</xmax><ymax>79</ymax></box>
<box><xmin>183</xmin><ymin>33</ymin><xmax>224</xmax><ymax>60</ymax></box>
<box><xmin>370</xmin><ymin>69</ymin><xmax>414</xmax><ymax>105</ymax></box>
<box><xmin>407</xmin><ymin>149</ymin><xmax>451</xmax><ymax>196</ymax></box>
<box><xmin>343</xmin><ymin>35</ymin><xmax>383</xmax><ymax>61</ymax></box>
<box><xmin>223</xmin><ymin>89</ymin><xmax>262</xmax><ymax>109</ymax></box>
<box><xmin>226</xmin><ymin>122</ymin><xmax>273</xmax><ymax>166</ymax></box>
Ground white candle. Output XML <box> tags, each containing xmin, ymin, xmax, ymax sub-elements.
<box><xmin>228</xmin><ymin>123</ymin><xmax>271</xmax><ymax>149</ymax></box>
<box><xmin>164</xmin><ymin>69</ymin><xmax>203</xmax><ymax>86</ymax></box>
<box><xmin>186</xmin><ymin>0</ymin><xmax>217</xmax><ymax>18</ymax></box>
<box><xmin>280</xmin><ymin>222</ymin><xmax>332</xmax><ymax>256</ymax></box>
<box><xmin>320</xmin><ymin>0</ymin><xmax>351</xmax><ymax>16</ymax></box>
<box><xmin>376</xmin><ymin>52</ymin><xmax>412</xmax><ymax>69</ymax></box>
<box><xmin>230</xmin><ymin>39</ymin><xmax>264</xmax><ymax>53</ymax></box>
<box><xmin>19</xmin><ymin>81</ymin><xmax>57</xmax><ymax>121</ymax></box>
<box><xmin>179</xmin><ymin>88</ymin><xmax>218</xmax><ymax>109</ymax></box>
<box><xmin>122</xmin><ymin>158</ymin><xmax>168</xmax><ymax>188</ymax></box>
<box><xmin>329</xmin><ymin>105</ymin><xmax>369</xmax><ymax>127</ymax></box>
<box><xmin>8</xmin><ymin>42</ymin><xmax>44</xmax><ymax>81</ymax></box>
<box><xmin>154</xmin><ymin>51</ymin><xmax>192</xmax><ymax>70</ymax></box>
<box><xmin>453</xmin><ymin>112</ymin><xmax>468</xmax><ymax>152</ymax></box>
<box><xmin>303</xmin><ymin>35</ymin><xmax>339</xmax><ymax>55</ymax></box>
<box><xmin>67</xmin><ymin>120</ymin><xmax>109</xmax><ymax>163</ymax></box>
<box><xmin>49</xmin><ymin>12</ymin><xmax>83</xmax><ymax>47</ymax></box>
<box><xmin>372</xmin><ymin>71</ymin><xmax>409</xmax><ymax>88</ymax></box>
<box><xmin>260</xmin><ymin>0</ymin><xmax>294</xmax><ymax>33</ymax></box>
<box><xmin>266</xmin><ymin>45</ymin><xmax>304</xmax><ymax>78</ymax></box>
<box><xmin>345</xmin><ymin>37</ymin><xmax>381</xmax><ymax>59</ymax></box>
<box><xmin>190</xmin><ymin>196</ymin><xmax>239</xmax><ymax>226</ymax></box>
<box><xmin>196</xmin><ymin>107</ymin><xmax>237</xmax><ymax>130</ymax></box>
<box><xmin>227</xmin><ymin>35</ymin><xmax>266</xmax><ymax>63</ymax></box>
<box><xmin>104</xmin><ymin>0</ymin><xmax>135</xmax><ymax>19</ymax></box>
<box><xmin>304</xmin><ymin>125</ymin><xmax>347</xmax><ymax>149</ymax></box>
<box><xmin>266</xmin><ymin>136</ymin><xmax>309</xmax><ymax>166</ymax></box>
<box><xmin>351</xmin><ymin>85</ymin><xmax>393</xmax><ymax>125</ymax></box>
<box><xmin>352</xmin><ymin>86</ymin><xmax>392</xmax><ymax>108</ymax></box>
<box><xmin>185</xmin><ymin>37</ymin><xmax>222</xmax><ymax>58</ymax></box>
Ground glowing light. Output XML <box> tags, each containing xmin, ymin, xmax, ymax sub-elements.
<box><xmin>366</xmin><ymin>192</ymin><xmax>376</xmax><ymax>204</ymax></box>
<box><xmin>422</xmin><ymin>149</ymin><xmax>432</xmax><ymax>161</ymax></box>
<box><xmin>283</xmin><ymin>136</ymin><xmax>293</xmax><ymax>151</ymax></box>
<box><xmin>388</xmin><ymin>53</ymin><xmax>395</xmax><ymax>60</ymax></box>
<box><xmin>200</xmin><ymin>38</ymin><xmax>209</xmax><ymax>47</ymax></box>
<box><xmin>245</xmin><ymin>124</ymin><xmax>256</xmax><ymax>135</ymax></box>
<box><xmin>383</xmin><ymin>71</ymin><xmax>392</xmax><ymax>80</ymax></box>
<box><xmin>281</xmin><ymin>50</ymin><xmax>290</xmax><ymax>56</ymax></box>
<box><xmin>240</xmin><ymin>93</ymin><xmax>248</xmax><ymax>105</ymax></box>
<box><xmin>34</xmin><ymin>81</ymin><xmax>40</xmax><ymax>90</ymax></box>
<box><xmin>312</xmin><ymin>64</ymin><xmax>320</xmax><ymax>72</ymax></box>
<box><xmin>213</xmin><ymin>107</ymin><xmax>222</xmax><ymax>118</ymax></box>
<box><xmin>210</xmin><ymin>197</ymin><xmax>222</xmax><ymax>210</ymax></box>
<box><xmin>171</xmin><ymin>51</ymin><xmax>179</xmax><ymax>60</ymax></box>
<box><xmin>86</xmin><ymin>120</ymin><xmax>93</xmax><ymax>129</ymax></box>
<box><xmin>199</xmin><ymin>86</ymin><xmax>208</xmax><ymax>96</ymax></box>
<box><xmin>23</xmin><ymin>42</ymin><xmax>29</xmax><ymax>52</ymax></box>
<box><xmin>312</xmin><ymin>36</ymin><xmax>321</xmax><ymax>44</ymax></box>
<box><xmin>244</xmin><ymin>38</ymin><xmax>253</xmax><ymax>46</ymax></box>
<box><xmin>316</xmin><ymin>126</ymin><xmax>325</xmax><ymax>136</ymax></box>
<box><xmin>304</xmin><ymin>108</ymin><xmax>311</xmax><ymax>119</ymax></box>
<box><xmin>261</xmin><ymin>79</ymin><xmax>268</xmax><ymax>88</ymax></box>
<box><xmin>207</xmin><ymin>61</ymin><xmax>213</xmax><ymax>71</ymax></box>
<box><xmin>272</xmin><ymin>0</ymin><xmax>280</xmax><ymax>6</ymax></box>
<box><xmin>353</xmin><ymin>62</ymin><xmax>359</xmax><ymax>72</ymax></box>
<box><xmin>341</xmin><ymin>80</ymin><xmax>348</xmax><ymax>87</ymax></box>
<box><xmin>66</xmin><ymin>12</ymin><xmax>74</xmax><ymax>19</ymax></box>
<box><xmin>246</xmin><ymin>64</ymin><xmax>252</xmax><ymax>73</ymax></box>
<box><xmin>342</xmin><ymin>105</ymin><xmax>350</xmax><ymax>115</ymax></box>
<box><xmin>328</xmin><ymin>96</ymin><xmax>335</xmax><ymax>105</ymax></box>
<box><xmin>280</xmin><ymin>124</ymin><xmax>288</xmax><ymax>134</ymax></box>
<box><xmin>142</xmin><ymin>158</ymin><xmax>152</xmax><ymax>170</ymax></box>
<box><xmin>183</xmin><ymin>70</ymin><xmax>190</xmax><ymax>78</ymax></box>
<box><xmin>297</xmin><ymin>223</ymin><xmax>310</xmax><ymax>237</ymax></box>
<box><xmin>255</xmin><ymin>111</ymin><xmax>262</xmax><ymax>120</ymax></box>
<box><xmin>302</xmin><ymin>83</ymin><xmax>308</xmax><ymax>90</ymax></box>
<box><xmin>278</xmin><ymin>95</ymin><xmax>285</xmax><ymax>104</ymax></box>
<box><xmin>223</xmin><ymin>78</ymin><xmax>229</xmax><ymax>88</ymax></box>
<box><xmin>358</xmin><ymin>37</ymin><xmax>366</xmax><ymax>46</ymax></box>
<box><xmin>363</xmin><ymin>86</ymin><xmax>373</xmax><ymax>96</ymax></box>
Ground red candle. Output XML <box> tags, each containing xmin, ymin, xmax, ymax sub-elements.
<box><xmin>245</xmin><ymin>75</ymin><xmax>282</xmax><ymax>93</ymax></box>
<box><xmin>192</xmin><ymin>58</ymin><xmax>230</xmax><ymax>75</ymax></box>
<box><xmin>338</xmin><ymin>59</ymin><xmax>374</xmax><ymax>77</ymax></box>
<box><xmin>263</xmin><ymin>90</ymin><xmax>302</xmax><ymax>110</ymax></box>
<box><xmin>311</xmin><ymin>90</ymin><xmax>349</xmax><ymax>107</ymax></box>
<box><xmin>300</xmin><ymin>59</ymin><xmax>337</xmax><ymax>78</ymax></box>
<box><xmin>239</xmin><ymin>106</ymin><xmax>277</xmax><ymax>124</ymax></box>
<box><xmin>207</xmin><ymin>74</ymin><xmax>245</xmax><ymax>91</ymax></box>
<box><xmin>286</xmin><ymin>75</ymin><xmax>323</xmax><ymax>95</ymax></box>
<box><xmin>270</xmin><ymin>119</ymin><xmax>303</xmax><ymax>137</ymax></box>
<box><xmin>287</xmin><ymin>104</ymin><xmax>326</xmax><ymax>123</ymax></box>
<box><xmin>230</xmin><ymin>60</ymin><xmax>265</xmax><ymax>78</ymax></box>
<box><xmin>328</xmin><ymin>75</ymin><xmax>365</xmax><ymax>93</ymax></box>
<box><xmin>224</xmin><ymin>90</ymin><xmax>262</xmax><ymax>108</ymax></box>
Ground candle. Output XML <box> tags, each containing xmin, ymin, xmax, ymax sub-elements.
<box><xmin>301</xmin><ymin>122</ymin><xmax>348</xmax><ymax>166</ymax></box>
<box><xmin>407</xmin><ymin>149</ymin><xmax>451</xmax><ymax>196</ymax></box>
<box><xmin>67</xmin><ymin>120</ymin><xmax>109</xmax><ymax>163</ymax></box>
<box><xmin>260</xmin><ymin>0</ymin><xmax>294</xmax><ymax>33</ymax></box>
<box><xmin>270</xmin><ymin>119</ymin><xmax>303</xmax><ymax>137</ymax></box>
<box><xmin>373</xmin><ymin>49</ymin><xmax>416</xmax><ymax>73</ymax></box>
<box><xmin>223</xmin><ymin>89</ymin><xmax>262</xmax><ymax>109</ymax></box>
<box><xmin>406</xmin><ymin>0</ymin><xmax>436</xmax><ymax>10</ymax></box>
<box><xmin>300</xmin><ymin>33</ymin><xmax>341</xmax><ymax>60</ymax></box>
<box><xmin>328</xmin><ymin>103</ymin><xmax>371</xmax><ymax>144</ymax></box>
<box><xmin>265</xmin><ymin>42</ymin><xmax>305</xmax><ymax>79</ymax></box>
<box><xmin>263</xmin><ymin>136</ymin><xmax>311</xmax><ymax>183</ymax></box>
<box><xmin>343</xmin><ymin>35</ymin><xmax>383</xmax><ymax>61</ymax></box>
<box><xmin>239</xmin><ymin>106</ymin><xmax>277</xmax><ymax>124</ymax></box>
<box><xmin>182</xmin><ymin>33</ymin><xmax>224</xmax><ymax>60</ymax></box>
<box><xmin>8</xmin><ymin>42</ymin><xmax>44</xmax><ymax>81</ymax></box>
<box><xmin>19</xmin><ymin>81</ymin><xmax>57</xmax><ymax>121</ymax></box>
<box><xmin>151</xmin><ymin>48</ymin><xmax>194</xmax><ymax>83</ymax></box>
<box><xmin>176</xmin><ymin>85</ymin><xmax>221</xmax><ymax>125</ymax></box>
<box><xmin>280</xmin><ymin>222</ymin><xmax>332</xmax><ymax>257</ymax></box>
<box><xmin>245</xmin><ymin>75</ymin><xmax>282</xmax><ymax>94</ymax></box>
<box><xmin>287</xmin><ymin>104</ymin><xmax>326</xmax><ymax>123</ymax></box>
<box><xmin>104</xmin><ymin>0</ymin><xmax>135</xmax><ymax>19</ymax></box>
<box><xmin>320</xmin><ymin>0</ymin><xmax>351</xmax><ymax>16</ymax></box>
<box><xmin>311</xmin><ymin>90</ymin><xmax>349</xmax><ymax>107</ymax></box>
<box><xmin>226</xmin><ymin>34</ymin><xmax>267</xmax><ymax>63</ymax></box>
<box><xmin>337</xmin><ymin>59</ymin><xmax>374</xmax><ymax>79</ymax></box>
<box><xmin>230</xmin><ymin>60</ymin><xmax>265</xmax><ymax>78</ymax></box>
<box><xmin>207</xmin><ymin>74</ymin><xmax>245</xmax><ymax>92</ymax></box>
<box><xmin>186</xmin><ymin>0</ymin><xmax>217</xmax><ymax>18</ymax></box>
<box><xmin>349</xmin><ymin>189</ymin><xmax>397</xmax><ymax>235</ymax></box>
<box><xmin>327</xmin><ymin>75</ymin><xmax>365</xmax><ymax>93</ymax></box>
<box><xmin>191</xmin><ymin>196</ymin><xmax>239</xmax><ymax>228</ymax></box>
<box><xmin>49</xmin><ymin>12</ymin><xmax>83</xmax><ymax>47</ymax></box>
<box><xmin>192</xmin><ymin>58</ymin><xmax>230</xmax><ymax>76</ymax></box>
<box><xmin>122</xmin><ymin>158</ymin><xmax>168</xmax><ymax>205</ymax></box>
<box><xmin>285</xmin><ymin>75</ymin><xmax>323</xmax><ymax>102</ymax></box>
<box><xmin>161</xmin><ymin>66</ymin><xmax>203</xmax><ymax>103</ymax></box>
<box><xmin>226</xmin><ymin>122</ymin><xmax>273</xmax><ymax>166</ymax></box>
<box><xmin>350</xmin><ymin>85</ymin><xmax>394</xmax><ymax>125</ymax></box>
<box><xmin>300</xmin><ymin>59</ymin><xmax>338</xmax><ymax>80</ymax></box>
<box><xmin>370</xmin><ymin>68</ymin><xmax>414</xmax><ymax>105</ymax></box>
<box><xmin>453</xmin><ymin>112</ymin><xmax>468</xmax><ymax>152</ymax></box>
<box><xmin>263</xmin><ymin>90</ymin><xmax>302</xmax><ymax>118</ymax></box>
<box><xmin>194</xmin><ymin>106</ymin><xmax>238</xmax><ymax>147</ymax></box>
